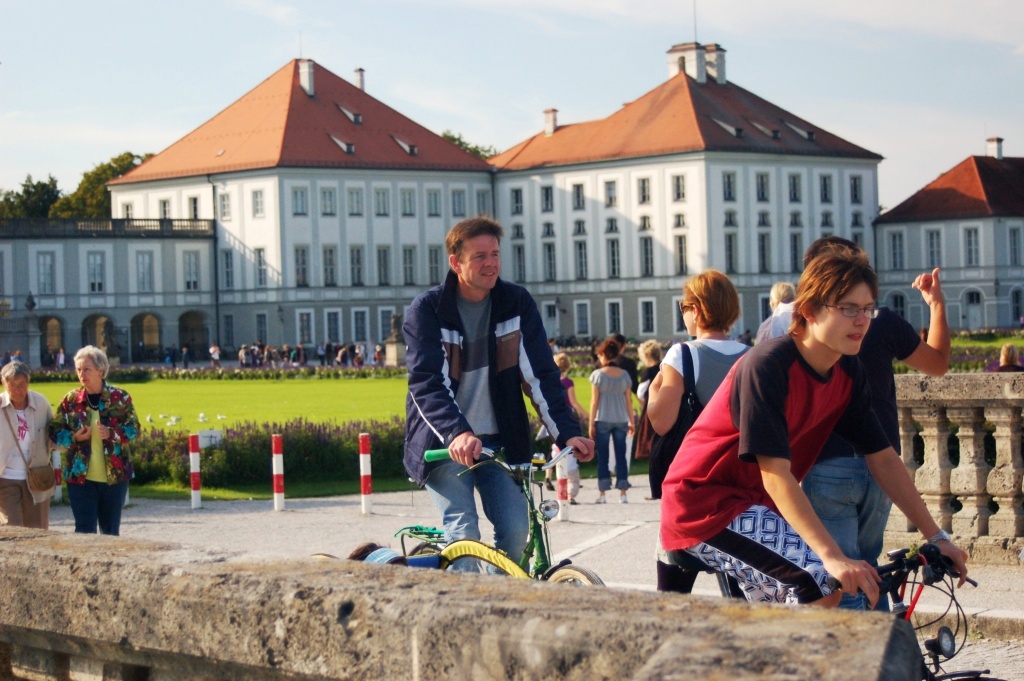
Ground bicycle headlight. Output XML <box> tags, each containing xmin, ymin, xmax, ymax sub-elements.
<box><xmin>924</xmin><ymin>626</ymin><xmax>956</xmax><ymax>659</ymax></box>
<box><xmin>539</xmin><ymin>499</ymin><xmax>560</xmax><ymax>520</ymax></box>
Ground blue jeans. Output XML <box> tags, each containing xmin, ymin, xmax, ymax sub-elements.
<box><xmin>594</xmin><ymin>421</ymin><xmax>630</xmax><ymax>492</ymax></box>
<box><xmin>802</xmin><ymin>456</ymin><xmax>892</xmax><ymax>611</ymax></box>
<box><xmin>424</xmin><ymin>436</ymin><xmax>528</xmax><ymax>572</ymax></box>
<box><xmin>67</xmin><ymin>481</ymin><xmax>129</xmax><ymax>536</ymax></box>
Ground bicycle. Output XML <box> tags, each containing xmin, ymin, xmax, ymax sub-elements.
<box><xmin>387</xmin><ymin>445</ymin><xmax>604</xmax><ymax>586</ymax></box>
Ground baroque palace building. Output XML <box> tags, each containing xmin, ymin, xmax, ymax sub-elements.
<box><xmin>0</xmin><ymin>42</ymin><xmax>886</xmax><ymax>365</ymax></box>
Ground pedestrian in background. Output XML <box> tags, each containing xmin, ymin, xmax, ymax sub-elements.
<box><xmin>0</xmin><ymin>362</ymin><xmax>56</xmax><ymax>529</ymax></box>
<box><xmin>631</xmin><ymin>340</ymin><xmax>662</xmax><ymax>466</ymax></box>
<box><xmin>589</xmin><ymin>337</ymin><xmax>634</xmax><ymax>504</ymax></box>
<box><xmin>50</xmin><ymin>346</ymin><xmax>140</xmax><ymax>536</ymax></box>
<box><xmin>997</xmin><ymin>343</ymin><xmax>1024</xmax><ymax>372</ymax></box>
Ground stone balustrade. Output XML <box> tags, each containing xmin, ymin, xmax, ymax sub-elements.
<box><xmin>890</xmin><ymin>374</ymin><xmax>1024</xmax><ymax>563</ymax></box>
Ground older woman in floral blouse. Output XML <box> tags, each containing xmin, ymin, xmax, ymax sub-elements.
<box><xmin>49</xmin><ymin>345</ymin><xmax>139</xmax><ymax>535</ymax></box>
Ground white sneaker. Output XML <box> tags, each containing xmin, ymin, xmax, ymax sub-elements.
<box><xmin>595</xmin><ymin>496</ymin><xmax>606</xmax><ymax>504</ymax></box>
<box><xmin>620</xmin><ymin>494</ymin><xmax>628</xmax><ymax>504</ymax></box>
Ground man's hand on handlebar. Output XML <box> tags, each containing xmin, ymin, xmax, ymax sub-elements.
<box><xmin>935</xmin><ymin>540</ymin><xmax>970</xmax><ymax>587</ymax></box>
<box><xmin>448</xmin><ymin>431</ymin><xmax>483</xmax><ymax>467</ymax></box>
<box><xmin>566</xmin><ymin>436</ymin><xmax>595</xmax><ymax>462</ymax></box>
<box><xmin>823</xmin><ymin>555</ymin><xmax>881</xmax><ymax>609</ymax></box>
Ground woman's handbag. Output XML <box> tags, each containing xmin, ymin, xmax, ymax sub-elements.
<box><xmin>3</xmin><ymin>408</ymin><xmax>56</xmax><ymax>494</ymax></box>
<box><xmin>647</xmin><ymin>343</ymin><xmax>704</xmax><ymax>500</ymax></box>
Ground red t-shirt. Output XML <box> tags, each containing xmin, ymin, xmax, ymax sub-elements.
<box><xmin>660</xmin><ymin>335</ymin><xmax>890</xmax><ymax>551</ymax></box>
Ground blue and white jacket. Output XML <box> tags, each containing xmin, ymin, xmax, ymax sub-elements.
<box><xmin>403</xmin><ymin>270</ymin><xmax>582</xmax><ymax>485</ymax></box>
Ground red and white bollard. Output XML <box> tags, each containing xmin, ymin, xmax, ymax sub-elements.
<box><xmin>189</xmin><ymin>434</ymin><xmax>202</xmax><ymax>510</ymax></box>
<box><xmin>359</xmin><ymin>433</ymin><xmax>372</xmax><ymax>515</ymax></box>
<box><xmin>51</xmin><ymin>450</ymin><xmax>63</xmax><ymax>504</ymax></box>
<box><xmin>272</xmin><ymin>434</ymin><xmax>285</xmax><ymax>511</ymax></box>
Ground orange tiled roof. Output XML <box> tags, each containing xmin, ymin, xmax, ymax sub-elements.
<box><xmin>876</xmin><ymin>156</ymin><xmax>1024</xmax><ymax>224</ymax></box>
<box><xmin>109</xmin><ymin>60</ymin><xmax>489</xmax><ymax>185</ymax></box>
<box><xmin>489</xmin><ymin>72</ymin><xmax>881</xmax><ymax>170</ymax></box>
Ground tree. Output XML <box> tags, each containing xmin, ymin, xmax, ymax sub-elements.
<box><xmin>442</xmin><ymin>130</ymin><xmax>498</xmax><ymax>160</ymax></box>
<box><xmin>0</xmin><ymin>174</ymin><xmax>62</xmax><ymax>218</ymax></box>
<box><xmin>49</xmin><ymin>151</ymin><xmax>151</xmax><ymax>219</ymax></box>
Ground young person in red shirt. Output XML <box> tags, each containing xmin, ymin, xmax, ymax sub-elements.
<box><xmin>660</xmin><ymin>248</ymin><xmax>968</xmax><ymax>607</ymax></box>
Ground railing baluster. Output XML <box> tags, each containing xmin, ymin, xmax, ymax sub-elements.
<box><xmin>912</xmin><ymin>406</ymin><xmax>953</xmax><ymax>534</ymax></box>
<box><xmin>948</xmin><ymin>407</ymin><xmax>991</xmax><ymax>538</ymax></box>
<box><xmin>985</xmin><ymin>405</ymin><xmax>1024</xmax><ymax>538</ymax></box>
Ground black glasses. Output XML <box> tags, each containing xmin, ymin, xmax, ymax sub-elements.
<box><xmin>825</xmin><ymin>304</ymin><xmax>879</xmax><ymax>319</ymax></box>
<box><xmin>679</xmin><ymin>302</ymin><xmax>695</xmax><ymax>315</ymax></box>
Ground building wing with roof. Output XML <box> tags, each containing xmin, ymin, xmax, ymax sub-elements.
<box><xmin>874</xmin><ymin>137</ymin><xmax>1024</xmax><ymax>330</ymax></box>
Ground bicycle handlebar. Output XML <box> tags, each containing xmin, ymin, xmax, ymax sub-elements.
<box><xmin>424</xmin><ymin>446</ymin><xmax>495</xmax><ymax>463</ymax></box>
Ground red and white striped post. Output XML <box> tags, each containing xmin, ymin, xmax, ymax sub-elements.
<box><xmin>272</xmin><ymin>434</ymin><xmax>285</xmax><ymax>511</ymax></box>
<box><xmin>189</xmin><ymin>434</ymin><xmax>202</xmax><ymax>509</ymax></box>
<box><xmin>359</xmin><ymin>433</ymin><xmax>372</xmax><ymax>515</ymax></box>
<box><xmin>51</xmin><ymin>450</ymin><xmax>63</xmax><ymax>504</ymax></box>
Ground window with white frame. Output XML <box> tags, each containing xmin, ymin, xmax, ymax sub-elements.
<box><xmin>639</xmin><ymin>215</ymin><xmax>651</xmax><ymax>231</ymax></box>
<box><xmin>788</xmin><ymin>174</ymin><xmax>801</xmax><ymax>203</ymax></box>
<box><xmin>1010</xmin><ymin>227</ymin><xmax>1021</xmax><ymax>267</ymax></box>
<box><xmin>353</xmin><ymin>309</ymin><xmax>368</xmax><ymax>343</ymax></box>
<box><xmin>122</xmin><ymin>203</ymin><xmax>133</xmax><ymax>219</ymax></box>
<box><xmin>137</xmin><ymin>251</ymin><xmax>154</xmax><ymax>293</ymax></box>
<box><xmin>321</xmin><ymin>188</ymin><xmax>336</xmax><ymax>216</ymax></box>
<box><xmin>350</xmin><ymin>246</ymin><xmax>364</xmax><ymax>286</ymax></box>
<box><xmin>252</xmin><ymin>190</ymin><xmax>264</xmax><ymax>217</ymax></box>
<box><xmin>403</xmin><ymin>245</ymin><xmax>416</xmax><ymax>285</ymax></box>
<box><xmin>189</xmin><ymin>196</ymin><xmax>199</xmax><ymax>219</ymax></box>
<box><xmin>926</xmin><ymin>230</ymin><xmax>942</xmax><ymax>270</ymax></box>
<box><xmin>757</xmin><ymin>211</ymin><xmax>770</xmax><ymax>227</ymax></box>
<box><xmin>510</xmin><ymin>188</ymin><xmax>523</xmax><ymax>215</ymax></box>
<box><xmin>790</xmin><ymin>233</ymin><xmax>803</xmax><ymax>273</ymax></box>
<box><xmin>674</xmin><ymin>213</ymin><xmax>686</xmax><ymax>228</ymax></box>
<box><xmin>323</xmin><ymin>246</ymin><xmax>337</xmax><ymax>286</ymax></box>
<box><xmin>851</xmin><ymin>211</ymin><xmax>863</xmax><ymax>227</ymax></box>
<box><xmin>511</xmin><ymin>223</ymin><xmax>524</xmax><ymax>239</ymax></box>
<box><xmin>821</xmin><ymin>211</ymin><xmax>833</xmax><ymax>228</ymax></box>
<box><xmin>850</xmin><ymin>175</ymin><xmax>863</xmax><ymax>204</ymax></box>
<box><xmin>87</xmin><ymin>251</ymin><xmax>105</xmax><ymax>293</ymax></box>
<box><xmin>756</xmin><ymin>173</ymin><xmax>769</xmax><ymax>202</ymax></box>
<box><xmin>820</xmin><ymin>175</ymin><xmax>833</xmax><ymax>204</ymax></box>
<box><xmin>543</xmin><ymin>243</ymin><xmax>556</xmax><ymax>281</ymax></box>
<box><xmin>295</xmin><ymin>246</ymin><xmax>309</xmax><ymax>287</ymax></box>
<box><xmin>542</xmin><ymin>222</ymin><xmax>555</xmax><ymax>238</ymax></box>
<box><xmin>219</xmin><ymin>194</ymin><xmax>231</xmax><ymax>220</ymax></box>
<box><xmin>724</xmin><ymin>210</ymin><xmax>737</xmax><ymax>227</ymax></box>
<box><xmin>541</xmin><ymin>186</ymin><xmax>554</xmax><ymax>212</ymax></box>
<box><xmin>675</xmin><ymin>234</ymin><xmax>688</xmax><ymax>275</ymax></box>
<box><xmin>223</xmin><ymin>314</ymin><xmax>234</xmax><ymax>348</ymax></box>
<box><xmin>256</xmin><ymin>313</ymin><xmax>267</xmax><ymax>344</ymax></box>
<box><xmin>607</xmin><ymin>239</ymin><xmax>620</xmax><ymax>279</ymax></box>
<box><xmin>725</xmin><ymin>233</ymin><xmax>737</xmax><ymax>274</ymax></box>
<box><xmin>573</xmin><ymin>220</ymin><xmax>586</xmax><ymax>236</ymax></box>
<box><xmin>428</xmin><ymin>246</ymin><xmax>442</xmax><ymax>285</ymax></box>
<box><xmin>605</xmin><ymin>180</ymin><xmax>617</xmax><ymax>207</ymax></box>
<box><xmin>184</xmin><ymin>251</ymin><xmax>199</xmax><ymax>291</ymax></box>
<box><xmin>891</xmin><ymin>293</ymin><xmax>906</xmax><ymax>319</ymax></box>
<box><xmin>607</xmin><ymin>301</ymin><xmax>622</xmax><ymax>335</ymax></box>
<box><xmin>476</xmin><ymin>189</ymin><xmax>490</xmax><ymax>216</ymax></box>
<box><xmin>789</xmin><ymin>211</ymin><xmax>802</xmax><ymax>228</ymax></box>
<box><xmin>890</xmin><ymin>232</ymin><xmax>905</xmax><ymax>270</ymax></box>
<box><xmin>159</xmin><ymin>199</ymin><xmax>170</xmax><ymax>219</ymax></box>
<box><xmin>575</xmin><ymin>301</ymin><xmax>590</xmax><ymax>336</ymax></box>
<box><xmin>723</xmin><ymin>172</ymin><xmax>736</xmax><ymax>202</ymax></box>
<box><xmin>299</xmin><ymin>312</ymin><xmax>312</xmax><ymax>345</ymax></box>
<box><xmin>326</xmin><ymin>311</ymin><xmax>340</xmax><ymax>343</ymax></box>
<box><xmin>451</xmin><ymin>189</ymin><xmax>466</xmax><ymax>216</ymax></box>
<box><xmin>374</xmin><ymin>188</ymin><xmax>390</xmax><ymax>216</ymax></box>
<box><xmin>292</xmin><ymin>188</ymin><xmax>308</xmax><ymax>215</ymax></box>
<box><xmin>606</xmin><ymin>218</ymin><xmax>618</xmax><ymax>233</ymax></box>
<box><xmin>513</xmin><ymin>244</ymin><xmax>526</xmax><ymax>283</ymax></box>
<box><xmin>575</xmin><ymin>241</ymin><xmax>588</xmax><ymax>280</ymax></box>
<box><xmin>640</xmin><ymin>300</ymin><xmax>655</xmax><ymax>334</ymax></box>
<box><xmin>220</xmin><ymin>250</ymin><xmax>233</xmax><ymax>290</ymax></box>
<box><xmin>672</xmin><ymin>175</ymin><xmax>685</xmax><ymax>202</ymax></box>
<box><xmin>427</xmin><ymin>189</ymin><xmax>441</xmax><ymax>217</ymax></box>
<box><xmin>347</xmin><ymin>188</ymin><xmax>363</xmax><ymax>216</ymax></box>
<box><xmin>852</xmin><ymin>230</ymin><xmax>864</xmax><ymax>247</ymax></box>
<box><xmin>376</xmin><ymin>246</ymin><xmax>390</xmax><ymax>285</ymax></box>
<box><xmin>640</xmin><ymin>236</ymin><xmax>654</xmax><ymax>277</ymax></box>
<box><xmin>255</xmin><ymin>248</ymin><xmax>267</xmax><ymax>288</ymax></box>
<box><xmin>965</xmin><ymin>227</ymin><xmax>980</xmax><ymax>267</ymax></box>
<box><xmin>758</xmin><ymin>233</ymin><xmax>771</xmax><ymax>273</ymax></box>
<box><xmin>401</xmin><ymin>188</ymin><xmax>415</xmax><ymax>216</ymax></box>
<box><xmin>572</xmin><ymin>184</ymin><xmax>585</xmax><ymax>210</ymax></box>
<box><xmin>638</xmin><ymin>177</ymin><xmax>651</xmax><ymax>204</ymax></box>
<box><xmin>379</xmin><ymin>309</ymin><xmax>392</xmax><ymax>343</ymax></box>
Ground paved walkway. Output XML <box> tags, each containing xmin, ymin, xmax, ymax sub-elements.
<box><xmin>46</xmin><ymin>475</ymin><xmax>1024</xmax><ymax>679</ymax></box>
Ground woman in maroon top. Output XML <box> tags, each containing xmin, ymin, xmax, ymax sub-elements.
<box><xmin>660</xmin><ymin>248</ymin><xmax>969</xmax><ymax>607</ymax></box>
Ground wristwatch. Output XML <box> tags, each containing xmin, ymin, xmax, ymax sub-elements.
<box><xmin>928</xmin><ymin>529</ymin><xmax>952</xmax><ymax>544</ymax></box>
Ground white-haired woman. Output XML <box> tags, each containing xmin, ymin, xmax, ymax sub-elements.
<box><xmin>0</xmin><ymin>362</ymin><xmax>55</xmax><ymax>528</ymax></box>
<box><xmin>49</xmin><ymin>346</ymin><xmax>140</xmax><ymax>535</ymax></box>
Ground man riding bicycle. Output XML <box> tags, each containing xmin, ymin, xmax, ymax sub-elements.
<box><xmin>403</xmin><ymin>217</ymin><xmax>594</xmax><ymax>569</ymax></box>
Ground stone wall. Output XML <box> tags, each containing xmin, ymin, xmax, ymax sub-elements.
<box><xmin>0</xmin><ymin>528</ymin><xmax>919</xmax><ymax>680</ymax></box>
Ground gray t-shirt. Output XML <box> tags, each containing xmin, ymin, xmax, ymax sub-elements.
<box><xmin>455</xmin><ymin>294</ymin><xmax>498</xmax><ymax>435</ymax></box>
<box><xmin>589</xmin><ymin>368</ymin><xmax>632</xmax><ymax>424</ymax></box>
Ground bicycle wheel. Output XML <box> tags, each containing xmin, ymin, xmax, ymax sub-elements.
<box><xmin>546</xmin><ymin>564</ymin><xmax>605</xmax><ymax>586</ymax></box>
<box><xmin>439</xmin><ymin>540</ymin><xmax>530</xmax><ymax>578</ymax></box>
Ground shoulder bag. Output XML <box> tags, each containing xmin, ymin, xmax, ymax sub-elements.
<box><xmin>647</xmin><ymin>343</ymin><xmax>704</xmax><ymax>500</ymax></box>
<box><xmin>3</xmin><ymin>408</ymin><xmax>56</xmax><ymax>493</ymax></box>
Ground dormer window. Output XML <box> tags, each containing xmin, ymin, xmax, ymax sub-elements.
<box><xmin>393</xmin><ymin>136</ymin><xmax>418</xmax><ymax>156</ymax></box>
<box><xmin>330</xmin><ymin>135</ymin><xmax>355</xmax><ymax>154</ymax></box>
<box><xmin>338</xmin><ymin>104</ymin><xmax>362</xmax><ymax>125</ymax></box>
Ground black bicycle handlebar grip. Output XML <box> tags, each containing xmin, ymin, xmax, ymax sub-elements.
<box><xmin>826</xmin><ymin>576</ymin><xmax>842</xmax><ymax>592</ymax></box>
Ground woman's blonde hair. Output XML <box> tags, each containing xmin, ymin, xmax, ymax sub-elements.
<box><xmin>637</xmin><ymin>340</ymin><xmax>662</xmax><ymax>365</ymax></box>
<box><xmin>553</xmin><ymin>352</ymin><xmax>573</xmax><ymax>373</ymax></box>
<box><xmin>1000</xmin><ymin>343</ymin><xmax>1019</xmax><ymax>367</ymax></box>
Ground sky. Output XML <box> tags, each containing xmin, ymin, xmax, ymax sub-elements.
<box><xmin>1</xmin><ymin>0</ymin><xmax>1022</xmax><ymax>211</ymax></box>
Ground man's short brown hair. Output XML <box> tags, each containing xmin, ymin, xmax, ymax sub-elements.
<box><xmin>445</xmin><ymin>217</ymin><xmax>504</xmax><ymax>259</ymax></box>
<box><xmin>790</xmin><ymin>248</ymin><xmax>878</xmax><ymax>335</ymax></box>
<box><xmin>682</xmin><ymin>269</ymin><xmax>741</xmax><ymax>333</ymax></box>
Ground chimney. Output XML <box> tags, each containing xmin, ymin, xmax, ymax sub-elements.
<box><xmin>544</xmin><ymin>108</ymin><xmax>558</xmax><ymax>136</ymax></box>
<box><xmin>354</xmin><ymin>68</ymin><xmax>365</xmax><ymax>91</ymax></box>
<box><xmin>704</xmin><ymin>44</ymin><xmax>727</xmax><ymax>85</ymax></box>
<box><xmin>987</xmin><ymin>136</ymin><xmax>1004</xmax><ymax>160</ymax></box>
<box><xmin>666</xmin><ymin>42</ymin><xmax>706</xmax><ymax>84</ymax></box>
<box><xmin>299</xmin><ymin>59</ymin><xmax>315</xmax><ymax>97</ymax></box>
